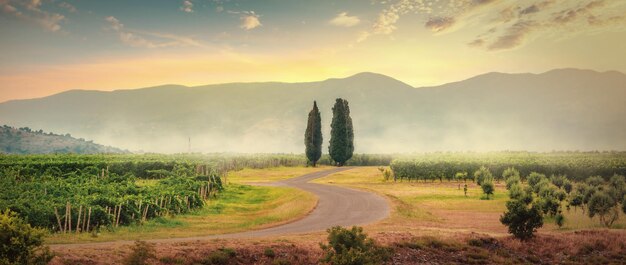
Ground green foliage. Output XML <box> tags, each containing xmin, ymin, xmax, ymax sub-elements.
<box><xmin>0</xmin><ymin>210</ymin><xmax>52</xmax><ymax>265</ymax></box>
<box><xmin>388</xmin><ymin>152</ymin><xmax>626</xmax><ymax>183</ymax></box>
<box><xmin>474</xmin><ymin>166</ymin><xmax>493</xmax><ymax>186</ymax></box>
<box><xmin>550</xmin><ymin>175</ymin><xmax>567</xmax><ymax>188</ymax></box>
<box><xmin>587</xmin><ymin>192</ymin><xmax>619</xmax><ymax>227</ymax></box>
<box><xmin>568</xmin><ymin>191</ymin><xmax>584</xmax><ymax>211</ymax></box>
<box><xmin>527</xmin><ymin>172</ymin><xmax>546</xmax><ymax>189</ymax></box>
<box><xmin>123</xmin><ymin>241</ymin><xmax>156</xmax><ymax>265</ymax></box>
<box><xmin>555</xmin><ymin>212</ymin><xmax>565</xmax><ymax>228</ymax></box>
<box><xmin>481</xmin><ymin>181</ymin><xmax>495</xmax><ymax>199</ymax></box>
<box><xmin>305</xmin><ymin>101</ymin><xmax>323</xmax><ymax>167</ymax></box>
<box><xmin>508</xmin><ymin>184</ymin><xmax>524</xmax><ymax>200</ymax></box>
<box><xmin>622</xmin><ymin>195</ymin><xmax>626</xmax><ymax>215</ymax></box>
<box><xmin>328</xmin><ymin>98</ymin><xmax>354</xmax><ymax>166</ymax></box>
<box><xmin>500</xmin><ymin>198</ymin><xmax>543</xmax><ymax>241</ymax></box>
<box><xmin>563</xmin><ymin>180</ymin><xmax>573</xmax><ymax>194</ymax></box>
<box><xmin>263</xmin><ymin>247</ymin><xmax>276</xmax><ymax>258</ymax></box>
<box><xmin>586</xmin><ymin>176</ymin><xmax>605</xmax><ymax>187</ymax></box>
<box><xmin>505</xmin><ymin>174</ymin><xmax>521</xmax><ymax>190</ymax></box>
<box><xmin>502</xmin><ymin>167</ymin><xmax>520</xmax><ymax>182</ymax></box>
<box><xmin>320</xmin><ymin>226</ymin><xmax>391</xmax><ymax>265</ymax></box>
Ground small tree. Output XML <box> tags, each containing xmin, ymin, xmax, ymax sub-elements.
<box><xmin>474</xmin><ymin>166</ymin><xmax>493</xmax><ymax>186</ymax></box>
<box><xmin>505</xmin><ymin>174</ymin><xmax>521</xmax><ymax>190</ymax></box>
<box><xmin>563</xmin><ymin>180</ymin><xmax>573</xmax><ymax>194</ymax></box>
<box><xmin>527</xmin><ymin>172</ymin><xmax>546</xmax><ymax>189</ymax></box>
<box><xmin>304</xmin><ymin>101</ymin><xmax>323</xmax><ymax>167</ymax></box>
<box><xmin>455</xmin><ymin>172</ymin><xmax>467</xmax><ymax>189</ymax></box>
<box><xmin>502</xmin><ymin>167</ymin><xmax>520</xmax><ymax>182</ymax></box>
<box><xmin>328</xmin><ymin>98</ymin><xmax>354</xmax><ymax>166</ymax></box>
<box><xmin>500</xmin><ymin>198</ymin><xmax>543</xmax><ymax>240</ymax></box>
<box><xmin>481</xmin><ymin>181</ymin><xmax>495</xmax><ymax>199</ymax></box>
<box><xmin>463</xmin><ymin>184</ymin><xmax>468</xmax><ymax>197</ymax></box>
<box><xmin>587</xmin><ymin>192</ymin><xmax>619</xmax><ymax>228</ymax></box>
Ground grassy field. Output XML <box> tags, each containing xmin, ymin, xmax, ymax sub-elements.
<box><xmin>227</xmin><ymin>166</ymin><xmax>331</xmax><ymax>183</ymax></box>
<box><xmin>47</xmin><ymin>183</ymin><xmax>316</xmax><ymax>244</ymax></box>
<box><xmin>313</xmin><ymin>167</ymin><xmax>626</xmax><ymax>235</ymax></box>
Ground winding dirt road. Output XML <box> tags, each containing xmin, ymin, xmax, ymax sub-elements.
<box><xmin>53</xmin><ymin>167</ymin><xmax>390</xmax><ymax>247</ymax></box>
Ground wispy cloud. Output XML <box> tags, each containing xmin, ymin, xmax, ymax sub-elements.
<box><xmin>58</xmin><ymin>2</ymin><xmax>76</xmax><ymax>13</ymax></box>
<box><xmin>1</xmin><ymin>0</ymin><xmax>66</xmax><ymax>32</ymax></box>
<box><xmin>470</xmin><ymin>0</ymin><xmax>626</xmax><ymax>51</ymax></box>
<box><xmin>180</xmin><ymin>0</ymin><xmax>193</xmax><ymax>13</ymax></box>
<box><xmin>425</xmin><ymin>17</ymin><xmax>455</xmax><ymax>32</ymax></box>
<box><xmin>105</xmin><ymin>16</ymin><xmax>206</xmax><ymax>48</ymax></box>
<box><xmin>329</xmin><ymin>12</ymin><xmax>360</xmax><ymax>27</ymax></box>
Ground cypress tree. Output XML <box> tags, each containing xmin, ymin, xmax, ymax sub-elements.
<box><xmin>305</xmin><ymin>101</ymin><xmax>323</xmax><ymax>166</ymax></box>
<box><xmin>329</xmin><ymin>98</ymin><xmax>354</xmax><ymax>166</ymax></box>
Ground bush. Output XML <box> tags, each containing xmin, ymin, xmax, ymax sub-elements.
<box><xmin>123</xmin><ymin>241</ymin><xmax>156</xmax><ymax>265</ymax></box>
<box><xmin>555</xmin><ymin>212</ymin><xmax>565</xmax><ymax>228</ymax></box>
<box><xmin>527</xmin><ymin>172</ymin><xmax>546</xmax><ymax>189</ymax></box>
<box><xmin>320</xmin><ymin>226</ymin><xmax>391</xmax><ymax>265</ymax></box>
<box><xmin>264</xmin><ymin>248</ymin><xmax>276</xmax><ymax>258</ymax></box>
<box><xmin>0</xmin><ymin>209</ymin><xmax>52</xmax><ymax>265</ymax></box>
<box><xmin>500</xmin><ymin>199</ymin><xmax>543</xmax><ymax>240</ymax></box>
<box><xmin>203</xmin><ymin>248</ymin><xmax>236</xmax><ymax>265</ymax></box>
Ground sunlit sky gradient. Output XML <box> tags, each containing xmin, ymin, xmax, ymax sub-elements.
<box><xmin>1</xmin><ymin>0</ymin><xmax>625</xmax><ymax>102</ymax></box>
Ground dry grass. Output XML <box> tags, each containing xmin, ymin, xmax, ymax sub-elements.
<box><xmin>313</xmin><ymin>166</ymin><xmax>626</xmax><ymax>235</ymax></box>
<box><xmin>227</xmin><ymin>166</ymin><xmax>332</xmax><ymax>183</ymax></box>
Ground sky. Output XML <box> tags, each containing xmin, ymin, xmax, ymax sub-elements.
<box><xmin>1</xmin><ymin>0</ymin><xmax>625</xmax><ymax>103</ymax></box>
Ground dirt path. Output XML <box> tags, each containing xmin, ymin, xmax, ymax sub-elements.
<box><xmin>52</xmin><ymin>167</ymin><xmax>390</xmax><ymax>248</ymax></box>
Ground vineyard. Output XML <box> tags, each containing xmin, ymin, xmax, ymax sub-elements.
<box><xmin>389</xmin><ymin>152</ymin><xmax>626</xmax><ymax>183</ymax></box>
<box><xmin>0</xmin><ymin>153</ymin><xmax>392</xmax><ymax>234</ymax></box>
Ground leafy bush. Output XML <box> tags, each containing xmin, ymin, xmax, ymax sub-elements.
<box><xmin>263</xmin><ymin>247</ymin><xmax>276</xmax><ymax>258</ymax></box>
<box><xmin>0</xmin><ymin>209</ymin><xmax>52</xmax><ymax>265</ymax></box>
<box><xmin>500</xmin><ymin>199</ymin><xmax>543</xmax><ymax>240</ymax></box>
<box><xmin>320</xmin><ymin>226</ymin><xmax>391</xmax><ymax>265</ymax></box>
<box><xmin>123</xmin><ymin>241</ymin><xmax>156</xmax><ymax>265</ymax></box>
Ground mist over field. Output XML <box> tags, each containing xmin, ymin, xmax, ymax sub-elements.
<box><xmin>1</xmin><ymin>68</ymin><xmax>625</xmax><ymax>153</ymax></box>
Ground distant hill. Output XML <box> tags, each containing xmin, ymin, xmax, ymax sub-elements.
<box><xmin>0</xmin><ymin>125</ymin><xmax>127</xmax><ymax>154</ymax></box>
<box><xmin>0</xmin><ymin>68</ymin><xmax>625</xmax><ymax>153</ymax></box>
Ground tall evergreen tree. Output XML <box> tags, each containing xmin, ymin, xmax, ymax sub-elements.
<box><xmin>304</xmin><ymin>101</ymin><xmax>323</xmax><ymax>166</ymax></box>
<box><xmin>329</xmin><ymin>98</ymin><xmax>354</xmax><ymax>166</ymax></box>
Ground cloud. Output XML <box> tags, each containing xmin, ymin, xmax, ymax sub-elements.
<box><xmin>105</xmin><ymin>16</ymin><xmax>206</xmax><ymax>48</ymax></box>
<box><xmin>468</xmin><ymin>0</ymin><xmax>626</xmax><ymax>51</ymax></box>
<box><xmin>59</xmin><ymin>2</ymin><xmax>76</xmax><ymax>13</ymax></box>
<box><xmin>424</xmin><ymin>17</ymin><xmax>455</xmax><ymax>32</ymax></box>
<box><xmin>329</xmin><ymin>12</ymin><xmax>360</xmax><ymax>27</ymax></box>
<box><xmin>239</xmin><ymin>11</ymin><xmax>261</xmax><ymax>30</ymax></box>
<box><xmin>1</xmin><ymin>0</ymin><xmax>65</xmax><ymax>32</ymax></box>
<box><xmin>180</xmin><ymin>0</ymin><xmax>193</xmax><ymax>13</ymax></box>
<box><xmin>487</xmin><ymin>21</ymin><xmax>536</xmax><ymax>51</ymax></box>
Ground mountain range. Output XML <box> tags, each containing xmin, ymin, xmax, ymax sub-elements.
<box><xmin>0</xmin><ymin>68</ymin><xmax>625</xmax><ymax>153</ymax></box>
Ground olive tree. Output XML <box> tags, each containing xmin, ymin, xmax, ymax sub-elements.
<box><xmin>587</xmin><ymin>191</ymin><xmax>619</xmax><ymax>228</ymax></box>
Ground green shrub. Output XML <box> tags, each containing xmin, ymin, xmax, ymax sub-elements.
<box><xmin>123</xmin><ymin>241</ymin><xmax>156</xmax><ymax>265</ymax></box>
<box><xmin>264</xmin><ymin>248</ymin><xmax>275</xmax><ymax>258</ymax></box>
<box><xmin>320</xmin><ymin>226</ymin><xmax>391</xmax><ymax>265</ymax></box>
<box><xmin>500</xmin><ymin>200</ymin><xmax>543</xmax><ymax>240</ymax></box>
<box><xmin>0</xmin><ymin>209</ymin><xmax>52</xmax><ymax>265</ymax></box>
<box><xmin>481</xmin><ymin>181</ymin><xmax>495</xmax><ymax>199</ymax></box>
<box><xmin>203</xmin><ymin>248</ymin><xmax>236</xmax><ymax>265</ymax></box>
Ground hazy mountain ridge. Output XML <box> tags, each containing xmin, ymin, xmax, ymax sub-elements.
<box><xmin>0</xmin><ymin>125</ymin><xmax>127</xmax><ymax>154</ymax></box>
<box><xmin>0</xmin><ymin>69</ymin><xmax>625</xmax><ymax>153</ymax></box>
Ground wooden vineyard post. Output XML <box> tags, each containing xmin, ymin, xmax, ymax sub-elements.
<box><xmin>68</xmin><ymin>202</ymin><xmax>72</xmax><ymax>233</ymax></box>
<box><xmin>116</xmin><ymin>204</ymin><xmax>122</xmax><ymax>227</ymax></box>
<box><xmin>76</xmin><ymin>205</ymin><xmax>82</xmax><ymax>233</ymax></box>
<box><xmin>54</xmin><ymin>207</ymin><xmax>62</xmax><ymax>233</ymax></box>
<box><xmin>86</xmin><ymin>207</ymin><xmax>91</xmax><ymax>232</ymax></box>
